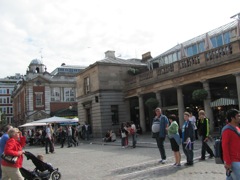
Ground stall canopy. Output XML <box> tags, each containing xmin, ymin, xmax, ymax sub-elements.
<box><xmin>31</xmin><ymin>116</ymin><xmax>79</xmax><ymax>124</ymax></box>
<box><xmin>210</xmin><ymin>98</ymin><xmax>238</xmax><ymax>107</ymax></box>
<box><xmin>19</xmin><ymin>122</ymin><xmax>47</xmax><ymax>127</ymax></box>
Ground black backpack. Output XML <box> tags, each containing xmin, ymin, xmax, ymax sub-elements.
<box><xmin>214</xmin><ymin>125</ymin><xmax>239</xmax><ymax>164</ymax></box>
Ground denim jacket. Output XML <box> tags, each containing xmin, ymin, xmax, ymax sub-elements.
<box><xmin>152</xmin><ymin>115</ymin><xmax>169</xmax><ymax>138</ymax></box>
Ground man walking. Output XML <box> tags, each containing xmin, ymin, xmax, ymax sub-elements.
<box><xmin>45</xmin><ymin>124</ymin><xmax>53</xmax><ymax>154</ymax></box>
<box><xmin>197</xmin><ymin>110</ymin><xmax>214</xmax><ymax>160</ymax></box>
<box><xmin>152</xmin><ymin>107</ymin><xmax>169</xmax><ymax>164</ymax></box>
<box><xmin>222</xmin><ymin>109</ymin><xmax>240</xmax><ymax>180</ymax></box>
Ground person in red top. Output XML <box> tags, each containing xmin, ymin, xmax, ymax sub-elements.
<box><xmin>222</xmin><ymin>109</ymin><xmax>240</xmax><ymax>180</ymax></box>
<box><xmin>1</xmin><ymin>128</ymin><xmax>26</xmax><ymax>180</ymax></box>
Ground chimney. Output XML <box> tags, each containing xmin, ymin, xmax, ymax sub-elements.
<box><xmin>105</xmin><ymin>50</ymin><xmax>115</xmax><ymax>58</ymax></box>
<box><xmin>142</xmin><ymin>52</ymin><xmax>152</xmax><ymax>62</ymax></box>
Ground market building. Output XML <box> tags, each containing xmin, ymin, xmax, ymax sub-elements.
<box><xmin>12</xmin><ymin>59</ymin><xmax>85</xmax><ymax>126</ymax></box>
<box><xmin>125</xmin><ymin>19</ymin><xmax>240</xmax><ymax>132</ymax></box>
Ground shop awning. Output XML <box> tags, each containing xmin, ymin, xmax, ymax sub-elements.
<box><xmin>210</xmin><ymin>98</ymin><xmax>238</xmax><ymax>107</ymax></box>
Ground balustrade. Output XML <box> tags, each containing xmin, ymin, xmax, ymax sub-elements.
<box><xmin>178</xmin><ymin>55</ymin><xmax>200</xmax><ymax>69</ymax></box>
<box><xmin>205</xmin><ymin>44</ymin><xmax>232</xmax><ymax>61</ymax></box>
<box><xmin>156</xmin><ymin>64</ymin><xmax>174</xmax><ymax>75</ymax></box>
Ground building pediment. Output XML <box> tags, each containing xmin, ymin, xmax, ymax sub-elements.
<box><xmin>26</xmin><ymin>110</ymin><xmax>50</xmax><ymax>122</ymax></box>
<box><xmin>28</xmin><ymin>75</ymin><xmax>51</xmax><ymax>85</ymax></box>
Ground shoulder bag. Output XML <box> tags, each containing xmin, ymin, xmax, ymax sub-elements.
<box><xmin>1</xmin><ymin>153</ymin><xmax>18</xmax><ymax>164</ymax></box>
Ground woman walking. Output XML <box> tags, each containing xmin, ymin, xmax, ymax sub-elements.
<box><xmin>1</xmin><ymin>128</ymin><xmax>26</xmax><ymax>180</ymax></box>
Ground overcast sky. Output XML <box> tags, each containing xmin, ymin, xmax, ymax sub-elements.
<box><xmin>0</xmin><ymin>0</ymin><xmax>239</xmax><ymax>78</ymax></box>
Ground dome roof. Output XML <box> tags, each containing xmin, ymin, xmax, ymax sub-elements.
<box><xmin>30</xmin><ymin>59</ymin><xmax>43</xmax><ymax>65</ymax></box>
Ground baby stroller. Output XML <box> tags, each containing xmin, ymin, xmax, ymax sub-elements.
<box><xmin>20</xmin><ymin>151</ymin><xmax>61</xmax><ymax>180</ymax></box>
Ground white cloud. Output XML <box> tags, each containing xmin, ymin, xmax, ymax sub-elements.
<box><xmin>0</xmin><ymin>0</ymin><xmax>240</xmax><ymax>77</ymax></box>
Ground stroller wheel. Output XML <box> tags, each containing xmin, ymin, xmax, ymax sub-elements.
<box><xmin>51</xmin><ymin>171</ymin><xmax>61</xmax><ymax>180</ymax></box>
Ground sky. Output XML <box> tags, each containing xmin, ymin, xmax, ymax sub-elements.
<box><xmin>0</xmin><ymin>0</ymin><xmax>239</xmax><ymax>78</ymax></box>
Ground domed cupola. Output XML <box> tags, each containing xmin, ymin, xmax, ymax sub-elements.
<box><xmin>28</xmin><ymin>59</ymin><xmax>46</xmax><ymax>74</ymax></box>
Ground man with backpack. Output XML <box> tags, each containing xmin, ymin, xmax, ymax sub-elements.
<box><xmin>222</xmin><ymin>109</ymin><xmax>240</xmax><ymax>179</ymax></box>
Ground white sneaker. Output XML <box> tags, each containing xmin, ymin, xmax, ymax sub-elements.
<box><xmin>161</xmin><ymin>159</ymin><xmax>167</xmax><ymax>164</ymax></box>
<box><xmin>122</xmin><ymin>146</ymin><xmax>125</xmax><ymax>148</ymax></box>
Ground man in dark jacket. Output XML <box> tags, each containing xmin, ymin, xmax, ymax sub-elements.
<box><xmin>197</xmin><ymin>110</ymin><xmax>214</xmax><ymax>160</ymax></box>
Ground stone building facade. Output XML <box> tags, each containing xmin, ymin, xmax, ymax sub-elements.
<box><xmin>12</xmin><ymin>59</ymin><xmax>83</xmax><ymax>126</ymax></box>
<box><xmin>76</xmin><ymin>51</ymin><xmax>147</xmax><ymax>137</ymax></box>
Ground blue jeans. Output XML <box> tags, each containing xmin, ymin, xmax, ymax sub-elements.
<box><xmin>226</xmin><ymin>162</ymin><xmax>240</xmax><ymax>180</ymax></box>
<box><xmin>132</xmin><ymin>133</ymin><xmax>137</xmax><ymax>147</ymax></box>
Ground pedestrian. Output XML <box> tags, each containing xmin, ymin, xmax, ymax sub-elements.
<box><xmin>67</xmin><ymin>126</ymin><xmax>76</xmax><ymax>147</ymax></box>
<box><xmin>45</xmin><ymin>124</ymin><xmax>54</xmax><ymax>154</ymax></box>
<box><xmin>167</xmin><ymin>114</ymin><xmax>181</xmax><ymax>167</ymax></box>
<box><xmin>82</xmin><ymin>122</ymin><xmax>90</xmax><ymax>141</ymax></box>
<box><xmin>197</xmin><ymin>110</ymin><xmax>214</xmax><ymax>160</ymax></box>
<box><xmin>0</xmin><ymin>125</ymin><xmax>13</xmax><ymax>180</ymax></box>
<box><xmin>72</xmin><ymin>126</ymin><xmax>78</xmax><ymax>146</ymax></box>
<box><xmin>182</xmin><ymin>112</ymin><xmax>195</xmax><ymax>166</ymax></box>
<box><xmin>130</xmin><ymin>121</ymin><xmax>137</xmax><ymax>148</ymax></box>
<box><xmin>222</xmin><ymin>109</ymin><xmax>240</xmax><ymax>180</ymax></box>
<box><xmin>189</xmin><ymin>111</ymin><xmax>198</xmax><ymax>140</ymax></box>
<box><xmin>58</xmin><ymin>126</ymin><xmax>66</xmax><ymax>148</ymax></box>
<box><xmin>120</xmin><ymin>123</ymin><xmax>128</xmax><ymax>148</ymax></box>
<box><xmin>152</xmin><ymin>107</ymin><xmax>169</xmax><ymax>164</ymax></box>
<box><xmin>1</xmin><ymin>128</ymin><xmax>26</xmax><ymax>180</ymax></box>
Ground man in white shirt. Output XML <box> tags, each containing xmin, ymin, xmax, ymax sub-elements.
<box><xmin>131</xmin><ymin>122</ymin><xmax>137</xmax><ymax>148</ymax></box>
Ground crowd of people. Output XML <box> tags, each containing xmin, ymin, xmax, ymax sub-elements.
<box><xmin>0</xmin><ymin>108</ymin><xmax>239</xmax><ymax>179</ymax></box>
<box><xmin>151</xmin><ymin>107</ymin><xmax>240</xmax><ymax>180</ymax></box>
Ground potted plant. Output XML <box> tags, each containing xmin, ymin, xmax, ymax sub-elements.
<box><xmin>192</xmin><ymin>89</ymin><xmax>208</xmax><ymax>101</ymax></box>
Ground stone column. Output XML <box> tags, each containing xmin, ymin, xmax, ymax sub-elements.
<box><xmin>235</xmin><ymin>73</ymin><xmax>240</xmax><ymax>110</ymax></box>
<box><xmin>155</xmin><ymin>90</ymin><xmax>162</xmax><ymax>107</ymax></box>
<box><xmin>124</xmin><ymin>99</ymin><xmax>131</xmax><ymax>122</ymax></box>
<box><xmin>176</xmin><ymin>86</ymin><xmax>184</xmax><ymax>127</ymax></box>
<box><xmin>138</xmin><ymin>94</ymin><xmax>146</xmax><ymax>132</ymax></box>
<box><xmin>202</xmin><ymin>80</ymin><xmax>214</xmax><ymax>132</ymax></box>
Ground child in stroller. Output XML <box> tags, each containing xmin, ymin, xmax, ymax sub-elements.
<box><xmin>20</xmin><ymin>151</ymin><xmax>61</xmax><ymax>180</ymax></box>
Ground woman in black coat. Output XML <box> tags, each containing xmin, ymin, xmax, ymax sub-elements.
<box><xmin>182</xmin><ymin>112</ymin><xmax>195</xmax><ymax>166</ymax></box>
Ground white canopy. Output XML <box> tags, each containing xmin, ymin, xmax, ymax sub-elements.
<box><xmin>19</xmin><ymin>122</ymin><xmax>47</xmax><ymax>127</ymax></box>
<box><xmin>210</xmin><ymin>98</ymin><xmax>238</xmax><ymax>107</ymax></box>
<box><xmin>31</xmin><ymin>116</ymin><xmax>79</xmax><ymax>124</ymax></box>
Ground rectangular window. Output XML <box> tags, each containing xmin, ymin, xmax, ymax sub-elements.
<box><xmin>84</xmin><ymin>77</ymin><xmax>90</xmax><ymax>94</ymax></box>
<box><xmin>211</xmin><ymin>37</ymin><xmax>217</xmax><ymax>48</ymax></box>
<box><xmin>187</xmin><ymin>46</ymin><xmax>193</xmax><ymax>56</ymax></box>
<box><xmin>35</xmin><ymin>93</ymin><xmax>43</xmax><ymax>106</ymax></box>
<box><xmin>223</xmin><ymin>31</ymin><xmax>230</xmax><ymax>44</ymax></box>
<box><xmin>64</xmin><ymin>88</ymin><xmax>75</xmax><ymax>102</ymax></box>
<box><xmin>111</xmin><ymin>105</ymin><xmax>119</xmax><ymax>125</ymax></box>
<box><xmin>172</xmin><ymin>52</ymin><xmax>177</xmax><ymax>62</ymax></box>
<box><xmin>198</xmin><ymin>41</ymin><xmax>205</xmax><ymax>53</ymax></box>
<box><xmin>192</xmin><ymin>44</ymin><xmax>198</xmax><ymax>55</ymax></box>
<box><xmin>216</xmin><ymin>34</ymin><xmax>223</xmax><ymax>46</ymax></box>
<box><xmin>51</xmin><ymin>87</ymin><xmax>60</xmax><ymax>102</ymax></box>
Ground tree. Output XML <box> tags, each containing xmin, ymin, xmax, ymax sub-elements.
<box><xmin>145</xmin><ymin>98</ymin><xmax>159</xmax><ymax>123</ymax></box>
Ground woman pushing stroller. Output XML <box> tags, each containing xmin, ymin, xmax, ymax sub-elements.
<box><xmin>1</xmin><ymin>127</ymin><xmax>26</xmax><ymax>180</ymax></box>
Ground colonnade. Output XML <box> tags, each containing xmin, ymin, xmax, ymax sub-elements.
<box><xmin>134</xmin><ymin>74</ymin><xmax>240</xmax><ymax>133</ymax></box>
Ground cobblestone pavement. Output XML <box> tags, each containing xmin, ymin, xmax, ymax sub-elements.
<box><xmin>22</xmin><ymin>135</ymin><xmax>226</xmax><ymax>180</ymax></box>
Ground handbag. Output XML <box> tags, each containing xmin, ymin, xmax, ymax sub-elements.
<box><xmin>121</xmin><ymin>132</ymin><xmax>126</xmax><ymax>138</ymax></box>
<box><xmin>1</xmin><ymin>153</ymin><xmax>18</xmax><ymax>164</ymax></box>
